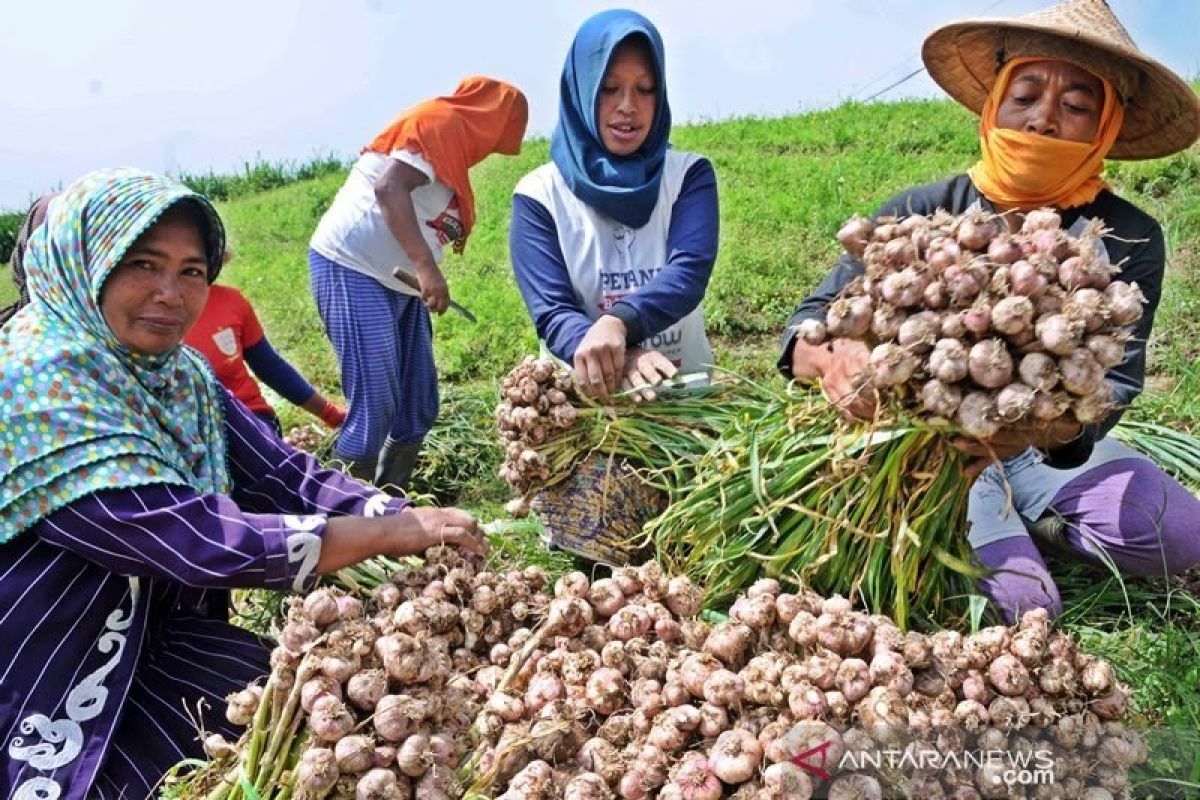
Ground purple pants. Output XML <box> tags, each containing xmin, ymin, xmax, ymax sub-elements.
<box><xmin>975</xmin><ymin>458</ymin><xmax>1200</xmax><ymax>622</ymax></box>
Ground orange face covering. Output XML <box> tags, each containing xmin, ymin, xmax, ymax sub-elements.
<box><xmin>968</xmin><ymin>57</ymin><xmax>1124</xmax><ymax>211</ymax></box>
<box><xmin>365</xmin><ymin>76</ymin><xmax>529</xmax><ymax>252</ymax></box>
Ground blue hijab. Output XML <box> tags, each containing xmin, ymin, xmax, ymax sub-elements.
<box><xmin>550</xmin><ymin>9</ymin><xmax>671</xmax><ymax>229</ymax></box>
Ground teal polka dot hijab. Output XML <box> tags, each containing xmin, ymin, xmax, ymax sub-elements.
<box><xmin>0</xmin><ymin>168</ymin><xmax>231</xmax><ymax>541</ymax></box>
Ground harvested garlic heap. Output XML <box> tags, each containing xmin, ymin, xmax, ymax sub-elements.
<box><xmin>476</xmin><ymin>578</ymin><xmax>1144</xmax><ymax>800</ymax></box>
<box><xmin>799</xmin><ymin>209</ymin><xmax>1146</xmax><ymax>438</ymax></box>
<box><xmin>207</xmin><ymin>546</ymin><xmax>553</xmax><ymax>800</ymax></box>
<box><xmin>207</xmin><ymin>561</ymin><xmax>1144</xmax><ymax>800</ymax></box>
<box><xmin>497</xmin><ymin>356</ymin><xmax>580</xmax><ymax>493</ymax></box>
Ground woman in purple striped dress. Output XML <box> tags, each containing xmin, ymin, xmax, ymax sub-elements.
<box><xmin>0</xmin><ymin>168</ymin><xmax>486</xmax><ymax>798</ymax></box>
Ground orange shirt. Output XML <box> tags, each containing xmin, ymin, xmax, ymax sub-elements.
<box><xmin>185</xmin><ymin>285</ymin><xmax>272</xmax><ymax>415</ymax></box>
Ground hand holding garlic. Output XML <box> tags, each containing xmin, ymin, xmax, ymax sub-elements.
<box><xmin>621</xmin><ymin>347</ymin><xmax>678</xmax><ymax>402</ymax></box>
<box><xmin>389</xmin><ymin>506</ymin><xmax>487</xmax><ymax>557</ymax></box>
<box><xmin>574</xmin><ymin>315</ymin><xmax>628</xmax><ymax>400</ymax></box>
<box><xmin>792</xmin><ymin>337</ymin><xmax>877</xmax><ymax>421</ymax></box>
<box><xmin>802</xmin><ymin>209</ymin><xmax>1143</xmax><ymax>439</ymax></box>
<box><xmin>952</xmin><ymin>417</ymin><xmax>1084</xmax><ymax>477</ymax></box>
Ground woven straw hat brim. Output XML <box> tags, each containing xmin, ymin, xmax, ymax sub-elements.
<box><xmin>923</xmin><ymin>13</ymin><xmax>1200</xmax><ymax>160</ymax></box>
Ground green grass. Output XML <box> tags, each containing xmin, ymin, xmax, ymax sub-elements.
<box><xmin>0</xmin><ymin>211</ymin><xmax>22</xmax><ymax>267</ymax></box>
<box><xmin>175</xmin><ymin>153</ymin><xmax>346</xmax><ymax>201</ymax></box>
<box><xmin>5</xmin><ymin>98</ymin><xmax>1200</xmax><ymax>750</ymax></box>
<box><xmin>0</xmin><ymin>263</ymin><xmax>13</xmax><ymax>307</ymax></box>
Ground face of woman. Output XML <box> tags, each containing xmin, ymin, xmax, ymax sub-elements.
<box><xmin>995</xmin><ymin>60</ymin><xmax>1104</xmax><ymax>143</ymax></box>
<box><xmin>597</xmin><ymin>38</ymin><xmax>658</xmax><ymax>157</ymax></box>
<box><xmin>100</xmin><ymin>207</ymin><xmax>210</xmax><ymax>355</ymax></box>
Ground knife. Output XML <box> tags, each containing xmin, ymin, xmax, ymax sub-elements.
<box><xmin>391</xmin><ymin>266</ymin><xmax>478</xmax><ymax>323</ymax></box>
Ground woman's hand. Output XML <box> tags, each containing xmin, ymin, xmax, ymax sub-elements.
<box><xmin>389</xmin><ymin>506</ymin><xmax>487</xmax><ymax>557</ymax></box>
<box><xmin>318</xmin><ymin>401</ymin><xmax>347</xmax><ymax>429</ymax></box>
<box><xmin>414</xmin><ymin>260</ymin><xmax>450</xmax><ymax>315</ymax></box>
<box><xmin>574</xmin><ymin>315</ymin><xmax>628</xmax><ymax>400</ymax></box>
<box><xmin>793</xmin><ymin>338</ymin><xmax>876</xmax><ymax>420</ymax></box>
<box><xmin>621</xmin><ymin>347</ymin><xmax>677</xmax><ymax>402</ymax></box>
<box><xmin>302</xmin><ymin>393</ymin><xmax>347</xmax><ymax>428</ymax></box>
<box><xmin>316</xmin><ymin>505</ymin><xmax>485</xmax><ymax>574</ymax></box>
<box><xmin>952</xmin><ymin>419</ymin><xmax>1083</xmax><ymax>479</ymax></box>
<box><xmin>374</xmin><ymin>159</ymin><xmax>448</xmax><ymax>313</ymax></box>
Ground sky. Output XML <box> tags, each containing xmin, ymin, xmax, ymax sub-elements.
<box><xmin>1</xmin><ymin>0</ymin><xmax>1196</xmax><ymax>209</ymax></box>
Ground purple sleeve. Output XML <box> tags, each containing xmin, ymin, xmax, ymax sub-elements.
<box><xmin>243</xmin><ymin>336</ymin><xmax>317</xmax><ymax>407</ymax></box>
<box><xmin>35</xmin><ymin>484</ymin><xmax>327</xmax><ymax>591</ymax></box>
<box><xmin>220</xmin><ymin>389</ymin><xmax>406</xmax><ymax>518</ymax></box>
<box><xmin>31</xmin><ymin>392</ymin><xmax>409</xmax><ymax>592</ymax></box>
<box><xmin>510</xmin><ymin>193</ymin><xmax>596</xmax><ymax>362</ymax></box>
<box><xmin>607</xmin><ymin>158</ymin><xmax>719</xmax><ymax>345</ymax></box>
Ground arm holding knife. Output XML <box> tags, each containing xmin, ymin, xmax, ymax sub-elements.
<box><xmin>374</xmin><ymin>159</ymin><xmax>450</xmax><ymax>314</ymax></box>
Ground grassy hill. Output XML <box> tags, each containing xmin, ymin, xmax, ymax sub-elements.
<box><xmin>3</xmin><ymin>99</ymin><xmax>1198</xmax><ymax>410</ymax></box>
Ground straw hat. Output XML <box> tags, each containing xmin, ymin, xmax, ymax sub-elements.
<box><xmin>922</xmin><ymin>0</ymin><xmax>1200</xmax><ymax>160</ymax></box>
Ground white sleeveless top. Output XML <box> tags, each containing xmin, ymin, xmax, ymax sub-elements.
<box><xmin>514</xmin><ymin>150</ymin><xmax>713</xmax><ymax>375</ymax></box>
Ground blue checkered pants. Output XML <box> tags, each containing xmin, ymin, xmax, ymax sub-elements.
<box><xmin>309</xmin><ymin>250</ymin><xmax>439</xmax><ymax>460</ymax></box>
